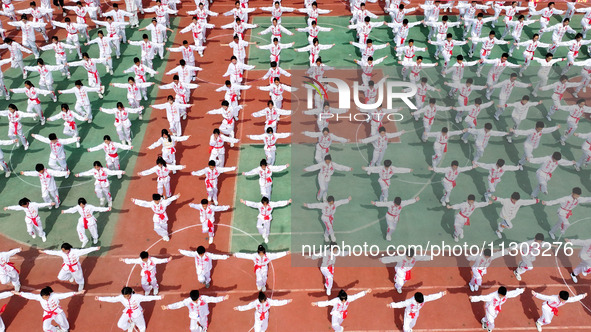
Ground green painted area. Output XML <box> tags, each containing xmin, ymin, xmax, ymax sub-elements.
<box><xmin>0</xmin><ymin>18</ymin><xmax>180</xmax><ymax>253</ymax></box>
<box><xmin>231</xmin><ymin>15</ymin><xmax>591</xmax><ymax>254</ymax></box>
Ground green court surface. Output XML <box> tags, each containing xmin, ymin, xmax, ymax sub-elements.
<box><xmin>0</xmin><ymin>18</ymin><xmax>180</xmax><ymax>252</ymax></box>
<box><xmin>230</xmin><ymin>14</ymin><xmax>591</xmax><ymax>254</ymax></box>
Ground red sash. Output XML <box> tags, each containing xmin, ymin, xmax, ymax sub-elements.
<box><xmin>342</xmin><ymin>310</ymin><xmax>348</xmax><ymax>319</ymax></box>
<box><xmin>0</xmin><ymin>304</ymin><xmax>6</xmax><ymax>314</ymax></box>
<box><xmin>259</xmin><ymin>310</ymin><xmax>266</xmax><ymax>321</ymax></box>
<box><xmin>460</xmin><ymin>95</ymin><xmax>468</xmax><ymax>106</ymax></box>
<box><xmin>265</xmin><ymin>177</ymin><xmax>272</xmax><ymax>183</ymax></box>
<box><xmin>144</xmin><ymin>270</ymin><xmax>152</xmax><ymax>283</ymax></box>
<box><xmin>12</xmin><ymin>122</ymin><xmax>18</xmax><ymax>135</ymax></box>
<box><xmin>126</xmin><ymin>309</ymin><xmax>134</xmax><ymax>318</ymax></box>
<box><xmin>460</xmin><ymin>212</ymin><xmax>470</xmax><ymax>226</ymax></box>
<box><xmin>254</xmin><ymin>264</ymin><xmax>262</xmax><ymax>273</ymax></box>
<box><xmin>83</xmin><ymin>218</ymin><xmax>89</xmax><ymax>229</ymax></box>
<box><xmin>495</xmin><ymin>305</ymin><xmax>502</xmax><ymax>312</ymax></box>
<box><xmin>67</xmin><ymin>121</ymin><xmax>76</xmax><ymax>130</ymax></box>
<box><xmin>549</xmin><ymin>306</ymin><xmax>559</xmax><ymax>316</ymax></box>
<box><xmin>42</xmin><ymin>309</ymin><xmax>58</xmax><ymax>322</ymax></box>
<box><xmin>443</xmin><ymin>143</ymin><xmax>448</xmax><ymax>153</ymax></box>
<box><xmin>157</xmin><ymin>213</ymin><xmax>166</xmax><ymax>221</ymax></box>
<box><xmin>490</xmin><ymin>177</ymin><xmax>499</xmax><ymax>184</ymax></box>
<box><xmin>31</xmin><ymin>216</ymin><xmax>40</xmax><ymax>227</ymax></box>
<box><xmin>445</xmin><ymin>177</ymin><xmax>456</xmax><ymax>188</ymax></box>
<box><xmin>263</xmin><ymin>214</ymin><xmax>270</xmax><ymax>221</ymax></box>
<box><xmin>205</xmin><ymin>179</ymin><xmax>213</xmax><ymax>189</ymax></box>
<box><xmin>424</xmin><ymin>116</ymin><xmax>434</xmax><ymax>125</ymax></box>
<box><xmin>63</xmin><ymin>263</ymin><xmax>77</xmax><ymax>272</ymax></box>
<box><xmin>405</xmin><ymin>270</ymin><xmax>411</xmax><ymax>281</ymax></box>
<box><xmin>207</xmin><ymin>219</ymin><xmax>214</xmax><ymax>233</ymax></box>
<box><xmin>108</xmin><ymin>153</ymin><xmax>118</xmax><ymax>158</ymax></box>
<box><xmin>6</xmin><ymin>262</ymin><xmax>19</xmax><ymax>274</ymax></box>
<box><xmin>89</xmin><ymin>70</ymin><xmax>99</xmax><ymax>83</ymax></box>
<box><xmin>554</xmin><ymin>92</ymin><xmax>564</xmax><ymax>100</ymax></box>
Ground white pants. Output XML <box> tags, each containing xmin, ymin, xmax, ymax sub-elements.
<box><xmin>94</xmin><ymin>183</ymin><xmax>112</xmax><ymax>203</ymax></box>
<box><xmin>153</xmin><ymin>221</ymin><xmax>169</xmax><ymax>239</ymax></box>
<box><xmin>316</xmin><ymin>177</ymin><xmax>329</xmax><ymax>201</ymax></box>
<box><xmin>41</xmin><ymin>186</ymin><xmax>60</xmax><ymax>205</ymax></box>
<box><xmin>118</xmin><ymin>313</ymin><xmax>146</xmax><ymax>332</ymax></box>
<box><xmin>330</xmin><ymin>314</ymin><xmax>344</xmax><ymax>332</ymax></box>
<box><xmin>115</xmin><ymin>124</ymin><xmax>132</xmax><ymax>143</ymax></box>
<box><xmin>369</xmin><ymin>148</ymin><xmax>386</xmax><ymax>167</ymax></box>
<box><xmin>77</xmin><ymin>220</ymin><xmax>98</xmax><ymax>243</ymax></box>
<box><xmin>260</xmin><ymin>182</ymin><xmax>272</xmax><ymax>198</ymax></box>
<box><xmin>481</xmin><ymin>306</ymin><xmax>500</xmax><ymax>330</ymax></box>
<box><xmin>7</xmin><ymin>125</ymin><xmax>27</xmax><ymax>147</ymax></box>
<box><xmin>453</xmin><ymin>214</ymin><xmax>468</xmax><ymax>239</ymax></box>
<box><xmin>140</xmin><ymin>270</ymin><xmax>159</xmax><ymax>293</ymax></box>
<box><xmin>75</xmin><ymin>102</ymin><xmax>92</xmax><ymax>120</ymax></box>
<box><xmin>532</xmin><ymin>171</ymin><xmax>551</xmax><ymax>197</ymax></box>
<box><xmin>257</xmin><ymin>218</ymin><xmax>271</xmax><ymax>239</ymax></box>
<box><xmin>515</xmin><ymin>257</ymin><xmax>534</xmax><ymax>275</ymax></box>
<box><xmin>157</xmin><ymin>178</ymin><xmax>172</xmax><ymax>198</ymax></box>
<box><xmin>264</xmin><ymin>148</ymin><xmax>276</xmax><ymax>166</ymax></box>
<box><xmin>200</xmin><ymin>219</ymin><xmax>215</xmax><ymax>239</ymax></box>
<box><xmin>536</xmin><ymin>303</ymin><xmax>558</xmax><ymax>326</ymax></box>
<box><xmin>57</xmin><ymin>266</ymin><xmax>84</xmax><ymax>285</ymax></box>
<box><xmin>441</xmin><ymin>179</ymin><xmax>455</xmax><ymax>203</ymax></box>
<box><xmin>255</xmin><ymin>265</ymin><xmax>268</xmax><ymax>290</ymax></box>
<box><xmin>43</xmin><ymin>311</ymin><xmax>70</xmax><ymax>332</ymax></box>
<box><xmin>320</xmin><ymin>266</ymin><xmax>333</xmax><ymax>291</ymax></box>
<box><xmin>549</xmin><ymin>213</ymin><xmax>570</xmax><ymax>237</ymax></box>
<box><xmin>0</xmin><ymin>269</ymin><xmax>19</xmax><ymax>289</ymax></box>
<box><xmin>386</xmin><ymin>214</ymin><xmax>399</xmax><ymax>238</ymax></box>
<box><xmin>470</xmin><ymin>267</ymin><xmax>485</xmax><ymax>287</ymax></box>
<box><xmin>432</xmin><ymin>146</ymin><xmax>445</xmax><ymax>167</ymax></box>
<box><xmin>560</xmin><ymin>117</ymin><xmax>579</xmax><ymax>142</ymax></box>
<box><xmin>48</xmin><ymin>157</ymin><xmax>68</xmax><ymax>171</ymax></box>
<box><xmin>25</xmin><ymin>219</ymin><xmax>46</xmax><ymax>239</ymax></box>
<box><xmin>573</xmin><ymin>258</ymin><xmax>591</xmax><ymax>276</ymax></box>
<box><xmin>209</xmin><ymin>150</ymin><xmax>225</xmax><ymax>167</ymax></box>
<box><xmin>314</xmin><ymin>144</ymin><xmax>329</xmax><ymax>164</ymax></box>
<box><xmin>576</xmin><ymin>149</ymin><xmax>591</xmax><ymax>168</ymax></box>
<box><xmin>197</xmin><ymin>267</ymin><xmax>212</xmax><ymax>285</ymax></box>
<box><xmin>402</xmin><ymin>310</ymin><xmax>419</xmax><ymax>332</ymax></box>
<box><xmin>106</xmin><ymin>155</ymin><xmax>121</xmax><ymax>171</ymax></box>
<box><xmin>518</xmin><ymin>143</ymin><xmax>535</xmax><ymax>165</ymax></box>
<box><xmin>253</xmin><ymin>315</ymin><xmax>269</xmax><ymax>332</ymax></box>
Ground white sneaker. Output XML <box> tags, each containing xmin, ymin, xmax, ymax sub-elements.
<box><xmin>495</xmin><ymin>230</ymin><xmax>502</xmax><ymax>239</ymax></box>
<box><xmin>41</xmin><ymin>235</ymin><xmax>47</xmax><ymax>242</ymax></box>
<box><xmin>108</xmin><ymin>200</ymin><xmax>112</xmax><ymax>208</ymax></box>
<box><xmin>41</xmin><ymin>117</ymin><xmax>46</xmax><ymax>125</ymax></box>
<box><xmin>330</xmin><ymin>234</ymin><xmax>336</xmax><ymax>242</ymax></box>
<box><xmin>76</xmin><ymin>142</ymin><xmax>80</xmax><ymax>148</ymax></box>
<box><xmin>386</xmin><ymin>234</ymin><xmax>391</xmax><ymax>241</ymax></box>
<box><xmin>213</xmin><ymin>200</ymin><xmax>218</xmax><ymax>206</ymax></box>
<box><xmin>262</xmin><ymin>286</ymin><xmax>266</xmax><ymax>292</ymax></box>
<box><xmin>469</xmin><ymin>283</ymin><xmax>475</xmax><ymax>292</ymax></box>
<box><xmin>549</xmin><ymin>231</ymin><xmax>556</xmax><ymax>240</ymax></box>
<box><xmin>153</xmin><ymin>287</ymin><xmax>159</xmax><ymax>295</ymax></box>
<box><xmin>69</xmin><ymin>277</ymin><xmax>74</xmax><ymax>283</ymax></box>
<box><xmin>163</xmin><ymin>236</ymin><xmax>170</xmax><ymax>242</ymax></box>
<box><xmin>81</xmin><ymin>239</ymin><xmax>88</xmax><ymax>247</ymax></box>
<box><xmin>14</xmin><ymin>283</ymin><xmax>20</xmax><ymax>292</ymax></box>
<box><xmin>514</xmin><ymin>270</ymin><xmax>522</xmax><ymax>281</ymax></box>
<box><xmin>31</xmin><ymin>233</ymin><xmax>36</xmax><ymax>239</ymax></box>
<box><xmin>454</xmin><ymin>236</ymin><xmax>459</xmax><ymax>242</ymax></box>
<box><xmin>506</xmin><ymin>136</ymin><xmax>512</xmax><ymax>143</ymax></box>
<box><xmin>138</xmin><ymin>114</ymin><xmax>143</xmax><ymax>120</ymax></box>
<box><xmin>573</xmin><ymin>92</ymin><xmax>579</xmax><ymax>99</ymax></box>
<box><xmin>93</xmin><ymin>238</ymin><xmax>98</xmax><ymax>244</ymax></box>
<box><xmin>574</xmin><ymin>164</ymin><xmax>581</xmax><ymax>172</ymax></box>
<box><xmin>208</xmin><ymin>237</ymin><xmax>214</xmax><ymax>244</ymax></box>
<box><xmin>182</xmin><ymin>114</ymin><xmax>187</xmax><ymax>120</ymax></box>
<box><xmin>145</xmin><ymin>290</ymin><xmax>150</xmax><ymax>296</ymax></box>
<box><xmin>4</xmin><ymin>94</ymin><xmax>9</xmax><ymax>100</ymax></box>
<box><xmin>559</xmin><ymin>140</ymin><xmax>565</xmax><ymax>146</ymax></box>
<box><xmin>78</xmin><ymin>284</ymin><xmax>84</xmax><ymax>291</ymax></box>
<box><xmin>536</xmin><ymin>321</ymin><xmax>542</xmax><ymax>332</ymax></box>
<box><xmin>326</xmin><ymin>288</ymin><xmax>331</xmax><ymax>296</ymax></box>
<box><xmin>396</xmin><ymin>287</ymin><xmax>402</xmax><ymax>294</ymax></box>
<box><xmin>571</xmin><ymin>273</ymin><xmax>578</xmax><ymax>283</ymax></box>
<box><xmin>546</xmin><ymin>115</ymin><xmax>552</xmax><ymax>121</ymax></box>
<box><xmin>494</xmin><ymin>114</ymin><xmax>500</xmax><ymax>121</ymax></box>
<box><xmin>100</xmin><ymin>198</ymin><xmax>106</xmax><ymax>206</ymax></box>
<box><xmin>4</xmin><ymin>171</ymin><xmax>10</xmax><ymax>178</ymax></box>
<box><xmin>474</xmin><ymin>285</ymin><xmax>479</xmax><ymax>291</ymax></box>
<box><xmin>324</xmin><ymin>235</ymin><xmax>330</xmax><ymax>242</ymax></box>
<box><xmin>264</xmin><ymin>237</ymin><xmax>269</xmax><ymax>243</ymax></box>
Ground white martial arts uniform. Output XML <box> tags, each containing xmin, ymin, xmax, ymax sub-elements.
<box><xmin>178</xmin><ymin>250</ymin><xmax>228</xmax><ymax>286</ymax></box>
<box><xmin>389</xmin><ymin>291</ymin><xmax>446</xmax><ymax>332</ymax></box>
<box><xmin>96</xmin><ymin>294</ymin><xmax>161</xmax><ymax>332</ymax></box>
<box><xmin>131</xmin><ymin>195</ymin><xmax>179</xmax><ymax>241</ymax></box>
<box><xmin>62</xmin><ymin>203</ymin><xmax>110</xmax><ymax>245</ymax></box>
<box><xmin>19</xmin><ymin>291</ymin><xmax>77</xmax><ymax>332</ymax></box>
<box><xmin>243</xmin><ymin>164</ymin><xmax>288</xmax><ymax>199</ymax></box>
<box><xmin>122</xmin><ymin>256</ymin><xmax>169</xmax><ymax>294</ymax></box>
<box><xmin>137</xmin><ymin>165</ymin><xmax>184</xmax><ymax>198</ymax></box>
<box><xmin>316</xmin><ymin>291</ymin><xmax>369</xmax><ymax>332</ymax></box>
<box><xmin>187</xmin><ymin>203</ymin><xmax>230</xmax><ymax>243</ymax></box>
<box><xmin>42</xmin><ymin>247</ymin><xmax>99</xmax><ymax>289</ymax></box>
<box><xmin>234</xmin><ymin>251</ymin><xmax>289</xmax><ymax>291</ymax></box>
<box><xmin>470</xmin><ymin>288</ymin><xmax>525</xmax><ymax>330</ymax></box>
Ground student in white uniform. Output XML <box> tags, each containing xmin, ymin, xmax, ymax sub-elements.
<box><xmin>0</xmin><ymin>248</ymin><xmax>21</xmax><ymax>291</ymax></box>
<box><xmin>14</xmin><ymin>286</ymin><xmax>84</xmax><ymax>332</ymax></box>
<box><xmin>131</xmin><ymin>193</ymin><xmax>180</xmax><ymax>242</ymax></box>
<box><xmin>137</xmin><ymin>157</ymin><xmax>186</xmax><ymax>198</ymax></box>
<box><xmin>20</xmin><ymin>163</ymin><xmax>68</xmax><ymax>206</ymax></box>
<box><xmin>424</xmin><ymin>127</ymin><xmax>467</xmax><ymax>167</ymax></box>
<box><xmin>543</xmin><ymin>187</ymin><xmax>591</xmax><ymax>240</ymax></box>
<box><xmin>476</xmin><ymin>159</ymin><xmax>521</xmax><ymax>201</ymax></box>
<box><xmin>512</xmin><ymin>233</ymin><xmax>550</xmax><ymax>281</ymax></box>
<box><xmin>492</xmin><ymin>192</ymin><xmax>539</xmax><ymax>238</ymax></box>
<box><xmin>4</xmin><ymin>197</ymin><xmax>53</xmax><ymax>242</ymax></box>
<box><xmin>447</xmin><ymin>194</ymin><xmax>492</xmax><ymax>242</ymax></box>
<box><xmin>61</xmin><ymin>197</ymin><xmax>110</xmax><ymax>247</ymax></box>
<box><xmin>304</xmin><ymin>196</ymin><xmax>351</xmax><ymax>242</ymax></box>
<box><xmin>248</xmin><ymin>127</ymin><xmax>291</xmax><ymax>166</ymax></box>
<box><xmin>95</xmin><ymin>286</ymin><xmax>162</xmax><ymax>332</ymax></box>
<box><xmin>75</xmin><ymin>161</ymin><xmax>125</xmax><ymax>207</ymax></box>
<box><xmin>191</xmin><ymin>160</ymin><xmax>235</xmax><ymax>206</ymax></box>
<box><xmin>302</xmin><ymin>128</ymin><xmax>349</xmax><ymax>164</ymax></box>
<box><xmin>148</xmin><ymin>129</ymin><xmax>189</xmax><ymax>168</ymax></box>
<box><xmin>359</xmin><ymin>127</ymin><xmax>406</xmax><ymax>167</ymax></box>
<box><xmin>304</xmin><ymin>154</ymin><xmax>352</xmax><ymax>202</ymax></box>
<box><xmin>380</xmin><ymin>248</ymin><xmax>431</xmax><ymax>292</ymax></box>
<box><xmin>0</xmin><ymin>291</ymin><xmax>12</xmax><ymax>331</ymax></box>
<box><xmin>188</xmin><ymin>198</ymin><xmax>230</xmax><ymax>244</ymax></box>
<box><xmin>312</xmin><ymin>289</ymin><xmax>371</xmax><ymax>332</ymax></box>
<box><xmin>87</xmin><ymin>135</ymin><xmax>133</xmax><ymax>174</ymax></box>
<box><xmin>58</xmin><ymin>79</ymin><xmax>104</xmax><ymax>122</ymax></box>
<box><xmin>372</xmin><ymin>196</ymin><xmax>419</xmax><ymax>240</ymax></box>
<box><xmin>234</xmin><ymin>244</ymin><xmax>289</xmax><ymax>291</ymax></box>
<box><xmin>240</xmin><ymin>197</ymin><xmax>291</xmax><ymax>243</ymax></box>
<box><xmin>429</xmin><ymin>160</ymin><xmax>476</xmax><ymax>205</ymax></box>
<box><xmin>532</xmin><ymin>290</ymin><xmax>587</xmax><ymax>331</ymax></box>
<box><xmin>528</xmin><ymin>152</ymin><xmax>576</xmax><ymax>198</ymax></box>
<box><xmin>466</xmin><ymin>248</ymin><xmax>505</xmax><ymax>291</ymax></box>
<box><xmin>31</xmin><ymin>133</ymin><xmax>79</xmax><ymax>172</ymax></box>
<box><xmin>387</xmin><ymin>291</ymin><xmax>446</xmax><ymax>332</ymax></box>
<box><xmin>234</xmin><ymin>291</ymin><xmax>292</xmax><ymax>332</ymax></box>
<box><xmin>179</xmin><ymin>246</ymin><xmax>229</xmax><ymax>288</ymax></box>
<box><xmin>121</xmin><ymin>251</ymin><xmax>171</xmax><ymax>295</ymax></box>
<box><xmin>0</xmin><ymin>104</ymin><xmax>37</xmax><ymax>150</ymax></box>
<box><xmin>573</xmin><ymin>131</ymin><xmax>591</xmax><ymax>171</ymax></box>
<box><xmin>242</xmin><ymin>159</ymin><xmax>289</xmax><ymax>199</ymax></box>
<box><xmin>208</xmin><ymin>128</ymin><xmax>240</xmax><ymax>167</ymax></box>
<box><xmin>565</xmin><ymin>238</ymin><xmax>591</xmax><ymax>283</ymax></box>
<box><xmin>305</xmin><ymin>243</ymin><xmax>349</xmax><ymax>296</ymax></box>
<box><xmin>41</xmin><ymin>242</ymin><xmax>100</xmax><ymax>291</ymax></box>
<box><xmin>470</xmin><ymin>286</ymin><xmax>525</xmax><ymax>331</ymax></box>
<box><xmin>162</xmin><ymin>289</ymin><xmax>229</xmax><ymax>332</ymax></box>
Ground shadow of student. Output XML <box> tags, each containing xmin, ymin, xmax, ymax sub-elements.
<box><xmin>17</xmin><ymin>246</ymin><xmax>41</xmax><ymax>284</ymax></box>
